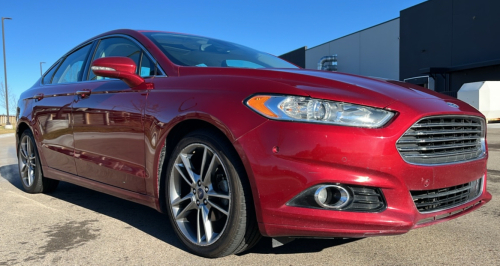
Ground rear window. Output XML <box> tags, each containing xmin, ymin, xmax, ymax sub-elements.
<box><xmin>42</xmin><ymin>60</ymin><xmax>60</xmax><ymax>84</ymax></box>
<box><xmin>52</xmin><ymin>44</ymin><xmax>92</xmax><ymax>84</ymax></box>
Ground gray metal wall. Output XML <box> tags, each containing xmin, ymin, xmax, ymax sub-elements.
<box><xmin>400</xmin><ymin>0</ymin><xmax>500</xmax><ymax>97</ymax></box>
<box><xmin>305</xmin><ymin>18</ymin><xmax>400</xmax><ymax>80</ymax></box>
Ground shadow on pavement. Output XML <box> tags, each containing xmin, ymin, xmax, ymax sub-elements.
<box><xmin>1</xmin><ymin>163</ymin><xmax>359</xmax><ymax>256</ymax></box>
<box><xmin>0</xmin><ymin>164</ymin><xmax>23</xmax><ymax>190</ymax></box>
<box><xmin>240</xmin><ymin>238</ymin><xmax>360</xmax><ymax>255</ymax></box>
<box><xmin>48</xmin><ymin>183</ymin><xmax>187</xmax><ymax>251</ymax></box>
<box><xmin>0</xmin><ymin>163</ymin><xmax>186</xmax><ymax>252</ymax></box>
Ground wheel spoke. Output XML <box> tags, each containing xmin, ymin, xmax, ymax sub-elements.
<box><xmin>202</xmin><ymin>155</ymin><xmax>217</xmax><ymax>186</ymax></box>
<box><xmin>199</xmin><ymin>147</ymin><xmax>208</xmax><ymax>181</ymax></box>
<box><xmin>28</xmin><ymin>167</ymin><xmax>34</xmax><ymax>186</ymax></box>
<box><xmin>174</xmin><ymin>163</ymin><xmax>194</xmax><ymax>187</ymax></box>
<box><xmin>175</xmin><ymin>201</ymin><xmax>197</xmax><ymax>220</ymax></box>
<box><xmin>207</xmin><ymin>190</ymin><xmax>230</xmax><ymax>200</ymax></box>
<box><xmin>201</xmin><ymin>205</ymin><xmax>213</xmax><ymax>242</ymax></box>
<box><xmin>180</xmin><ymin>154</ymin><xmax>199</xmax><ymax>184</ymax></box>
<box><xmin>20</xmin><ymin>145</ymin><xmax>28</xmax><ymax>160</ymax></box>
<box><xmin>171</xmin><ymin>192</ymin><xmax>194</xmax><ymax>206</ymax></box>
<box><xmin>27</xmin><ymin>138</ymin><xmax>32</xmax><ymax>157</ymax></box>
<box><xmin>20</xmin><ymin>163</ymin><xmax>28</xmax><ymax>174</ymax></box>
<box><xmin>208</xmin><ymin>200</ymin><xmax>229</xmax><ymax>216</ymax></box>
<box><xmin>196</xmin><ymin>208</ymin><xmax>202</xmax><ymax>243</ymax></box>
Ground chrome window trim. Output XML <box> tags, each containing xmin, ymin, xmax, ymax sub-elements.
<box><xmin>413</xmin><ymin>176</ymin><xmax>484</xmax><ymax>214</ymax></box>
<box><xmin>395</xmin><ymin>115</ymin><xmax>486</xmax><ymax>166</ymax></box>
<box><xmin>40</xmin><ymin>41</ymin><xmax>94</xmax><ymax>86</ymax></box>
<box><xmin>46</xmin><ymin>42</ymin><xmax>95</xmax><ymax>86</ymax></box>
<box><xmin>41</xmin><ymin>58</ymin><xmax>62</xmax><ymax>85</ymax></box>
<box><xmin>39</xmin><ymin>76</ymin><xmax>169</xmax><ymax>87</ymax></box>
<box><xmin>39</xmin><ymin>33</ymin><xmax>167</xmax><ymax>86</ymax></box>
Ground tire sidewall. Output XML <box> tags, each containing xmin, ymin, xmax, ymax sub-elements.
<box><xmin>165</xmin><ymin>131</ymin><xmax>246</xmax><ymax>257</ymax></box>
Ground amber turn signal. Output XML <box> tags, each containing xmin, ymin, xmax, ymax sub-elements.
<box><xmin>246</xmin><ymin>95</ymin><xmax>278</xmax><ymax>118</ymax></box>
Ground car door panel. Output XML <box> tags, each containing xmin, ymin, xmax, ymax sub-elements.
<box><xmin>31</xmin><ymin>85</ymin><xmax>77</xmax><ymax>174</ymax></box>
<box><xmin>73</xmin><ymin>80</ymin><xmax>147</xmax><ymax>194</ymax></box>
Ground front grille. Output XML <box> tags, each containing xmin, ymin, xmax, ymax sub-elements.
<box><xmin>396</xmin><ymin>116</ymin><xmax>485</xmax><ymax>165</ymax></box>
<box><xmin>411</xmin><ymin>178</ymin><xmax>483</xmax><ymax>213</ymax></box>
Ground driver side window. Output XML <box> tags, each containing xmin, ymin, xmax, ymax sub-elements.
<box><xmin>88</xmin><ymin>37</ymin><xmax>157</xmax><ymax>80</ymax></box>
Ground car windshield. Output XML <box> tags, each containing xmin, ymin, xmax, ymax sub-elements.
<box><xmin>143</xmin><ymin>32</ymin><xmax>298</xmax><ymax>69</ymax></box>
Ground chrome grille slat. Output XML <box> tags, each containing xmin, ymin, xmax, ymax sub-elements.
<box><xmin>397</xmin><ymin>142</ymin><xmax>479</xmax><ymax>151</ymax></box>
<box><xmin>397</xmin><ymin>136</ymin><xmax>480</xmax><ymax>143</ymax></box>
<box><xmin>404</xmin><ymin>130</ymin><xmax>482</xmax><ymax>136</ymax></box>
<box><xmin>415</xmin><ymin>193</ymin><xmax>469</xmax><ymax>208</ymax></box>
<box><xmin>411</xmin><ymin>122</ymin><xmax>481</xmax><ymax>128</ymax></box>
<box><xmin>411</xmin><ymin>184</ymin><xmax>472</xmax><ymax>200</ymax></box>
<box><xmin>396</xmin><ymin>116</ymin><xmax>485</xmax><ymax>165</ymax></box>
<box><xmin>402</xmin><ymin>149</ymin><xmax>480</xmax><ymax>158</ymax></box>
<box><xmin>411</xmin><ymin>178</ymin><xmax>483</xmax><ymax>213</ymax></box>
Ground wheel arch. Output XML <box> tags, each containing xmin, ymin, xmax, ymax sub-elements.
<box><xmin>15</xmin><ymin>121</ymin><xmax>32</xmax><ymax>152</ymax></box>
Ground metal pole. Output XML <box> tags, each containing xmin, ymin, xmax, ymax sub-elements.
<box><xmin>40</xmin><ymin>62</ymin><xmax>45</xmax><ymax>77</ymax></box>
<box><xmin>2</xmin><ymin>17</ymin><xmax>12</xmax><ymax>126</ymax></box>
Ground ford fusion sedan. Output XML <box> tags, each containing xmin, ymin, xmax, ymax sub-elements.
<box><xmin>16</xmin><ymin>29</ymin><xmax>492</xmax><ymax>257</ymax></box>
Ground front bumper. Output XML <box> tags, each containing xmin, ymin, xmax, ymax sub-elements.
<box><xmin>234</xmin><ymin>99</ymin><xmax>491</xmax><ymax>238</ymax></box>
<box><xmin>259</xmin><ymin>195</ymin><xmax>490</xmax><ymax>238</ymax></box>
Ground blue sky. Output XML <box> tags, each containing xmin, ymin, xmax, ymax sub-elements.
<box><xmin>0</xmin><ymin>0</ymin><xmax>425</xmax><ymax>114</ymax></box>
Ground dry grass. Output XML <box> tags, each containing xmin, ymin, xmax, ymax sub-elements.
<box><xmin>0</xmin><ymin>125</ymin><xmax>16</xmax><ymax>135</ymax></box>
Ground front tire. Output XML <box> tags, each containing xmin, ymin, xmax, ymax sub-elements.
<box><xmin>165</xmin><ymin>129</ymin><xmax>260</xmax><ymax>257</ymax></box>
<box><xmin>18</xmin><ymin>129</ymin><xmax>59</xmax><ymax>193</ymax></box>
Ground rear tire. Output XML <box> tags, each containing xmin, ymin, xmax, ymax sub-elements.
<box><xmin>165</xmin><ymin>129</ymin><xmax>260</xmax><ymax>257</ymax></box>
<box><xmin>18</xmin><ymin>129</ymin><xmax>59</xmax><ymax>193</ymax></box>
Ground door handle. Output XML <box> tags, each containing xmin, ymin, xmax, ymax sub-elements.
<box><xmin>34</xmin><ymin>93</ymin><xmax>44</xmax><ymax>101</ymax></box>
<box><xmin>76</xmin><ymin>90</ymin><xmax>91</xmax><ymax>98</ymax></box>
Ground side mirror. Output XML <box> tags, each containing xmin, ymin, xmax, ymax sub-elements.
<box><xmin>91</xmin><ymin>57</ymin><xmax>148</xmax><ymax>88</ymax></box>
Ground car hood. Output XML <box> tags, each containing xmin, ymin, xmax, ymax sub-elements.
<box><xmin>178</xmin><ymin>67</ymin><xmax>456</xmax><ymax>109</ymax></box>
<box><xmin>265</xmin><ymin>69</ymin><xmax>457</xmax><ymax>108</ymax></box>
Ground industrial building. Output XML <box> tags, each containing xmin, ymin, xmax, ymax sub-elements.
<box><xmin>280</xmin><ymin>0</ymin><xmax>500</xmax><ymax>98</ymax></box>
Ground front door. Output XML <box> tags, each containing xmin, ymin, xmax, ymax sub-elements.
<box><xmin>72</xmin><ymin>36</ymin><xmax>157</xmax><ymax>194</ymax></box>
<box><xmin>72</xmin><ymin>80</ymin><xmax>148</xmax><ymax>193</ymax></box>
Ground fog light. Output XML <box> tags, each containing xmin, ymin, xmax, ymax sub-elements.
<box><xmin>314</xmin><ymin>185</ymin><xmax>351</xmax><ymax>209</ymax></box>
<box><xmin>287</xmin><ymin>184</ymin><xmax>386</xmax><ymax>212</ymax></box>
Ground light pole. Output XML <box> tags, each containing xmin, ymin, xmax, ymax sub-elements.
<box><xmin>2</xmin><ymin>17</ymin><xmax>12</xmax><ymax>128</ymax></box>
<box><xmin>40</xmin><ymin>62</ymin><xmax>45</xmax><ymax>77</ymax></box>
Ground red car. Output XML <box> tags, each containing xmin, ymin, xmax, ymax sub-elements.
<box><xmin>16</xmin><ymin>29</ymin><xmax>491</xmax><ymax>257</ymax></box>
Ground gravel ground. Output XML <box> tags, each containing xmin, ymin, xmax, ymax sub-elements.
<box><xmin>1</xmin><ymin>127</ymin><xmax>499</xmax><ymax>266</ymax></box>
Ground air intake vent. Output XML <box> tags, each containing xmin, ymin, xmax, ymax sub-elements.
<box><xmin>348</xmin><ymin>187</ymin><xmax>385</xmax><ymax>212</ymax></box>
<box><xmin>411</xmin><ymin>177</ymin><xmax>483</xmax><ymax>213</ymax></box>
<box><xmin>396</xmin><ymin>116</ymin><xmax>485</xmax><ymax>165</ymax></box>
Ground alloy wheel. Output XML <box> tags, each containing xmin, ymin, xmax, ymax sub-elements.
<box><xmin>169</xmin><ymin>143</ymin><xmax>231</xmax><ymax>246</ymax></box>
<box><xmin>18</xmin><ymin>135</ymin><xmax>36</xmax><ymax>187</ymax></box>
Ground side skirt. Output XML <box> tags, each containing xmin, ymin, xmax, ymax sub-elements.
<box><xmin>43</xmin><ymin>166</ymin><xmax>159</xmax><ymax>210</ymax></box>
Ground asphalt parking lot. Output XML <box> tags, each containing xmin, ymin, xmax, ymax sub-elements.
<box><xmin>1</xmin><ymin>125</ymin><xmax>499</xmax><ymax>265</ymax></box>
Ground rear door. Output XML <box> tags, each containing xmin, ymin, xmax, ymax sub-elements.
<box><xmin>73</xmin><ymin>36</ymin><xmax>160</xmax><ymax>194</ymax></box>
<box><xmin>32</xmin><ymin>43</ymin><xmax>93</xmax><ymax>175</ymax></box>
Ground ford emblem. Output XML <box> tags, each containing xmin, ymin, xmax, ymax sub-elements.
<box><xmin>446</xmin><ymin>102</ymin><xmax>459</xmax><ymax>108</ymax></box>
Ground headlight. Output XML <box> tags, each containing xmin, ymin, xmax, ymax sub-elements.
<box><xmin>246</xmin><ymin>95</ymin><xmax>395</xmax><ymax>128</ymax></box>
